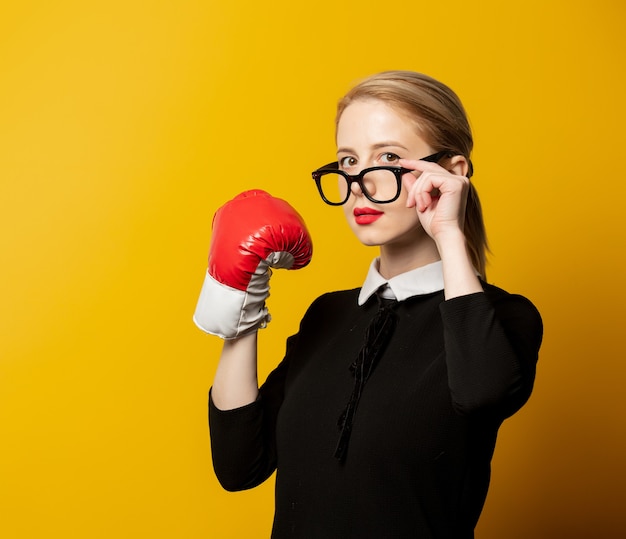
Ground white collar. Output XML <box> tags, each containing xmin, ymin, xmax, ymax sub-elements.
<box><xmin>358</xmin><ymin>258</ymin><xmax>445</xmax><ymax>306</ymax></box>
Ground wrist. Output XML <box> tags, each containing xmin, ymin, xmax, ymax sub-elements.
<box><xmin>433</xmin><ymin>227</ymin><xmax>467</xmax><ymax>255</ymax></box>
<box><xmin>434</xmin><ymin>229</ymin><xmax>483</xmax><ymax>299</ymax></box>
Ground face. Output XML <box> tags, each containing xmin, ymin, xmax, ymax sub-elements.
<box><xmin>335</xmin><ymin>99</ymin><xmax>434</xmax><ymax>250</ymax></box>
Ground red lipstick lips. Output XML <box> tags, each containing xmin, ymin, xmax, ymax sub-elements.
<box><xmin>354</xmin><ymin>207</ymin><xmax>383</xmax><ymax>225</ymax></box>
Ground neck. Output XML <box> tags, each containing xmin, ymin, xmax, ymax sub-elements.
<box><xmin>378</xmin><ymin>238</ymin><xmax>440</xmax><ymax>279</ymax></box>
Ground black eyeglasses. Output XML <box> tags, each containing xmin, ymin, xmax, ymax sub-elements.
<box><xmin>312</xmin><ymin>151</ymin><xmax>455</xmax><ymax>206</ymax></box>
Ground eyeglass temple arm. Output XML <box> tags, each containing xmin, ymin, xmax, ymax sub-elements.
<box><xmin>314</xmin><ymin>161</ymin><xmax>339</xmax><ymax>173</ymax></box>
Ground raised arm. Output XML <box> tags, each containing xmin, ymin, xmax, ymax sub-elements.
<box><xmin>402</xmin><ymin>155</ymin><xmax>483</xmax><ymax>299</ymax></box>
<box><xmin>193</xmin><ymin>189</ymin><xmax>312</xmax><ymax>409</ymax></box>
<box><xmin>212</xmin><ymin>332</ymin><xmax>259</xmax><ymax>410</ymax></box>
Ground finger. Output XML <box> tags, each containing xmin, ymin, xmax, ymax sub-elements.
<box><xmin>402</xmin><ymin>171</ymin><xmax>419</xmax><ymax>208</ymax></box>
<box><xmin>413</xmin><ymin>181</ymin><xmax>434</xmax><ymax>213</ymax></box>
<box><xmin>400</xmin><ymin>158</ymin><xmax>470</xmax><ymax>188</ymax></box>
<box><xmin>414</xmin><ymin>171</ymin><xmax>442</xmax><ymax>203</ymax></box>
<box><xmin>399</xmin><ymin>158</ymin><xmax>447</xmax><ymax>175</ymax></box>
<box><xmin>421</xmin><ymin>172</ymin><xmax>469</xmax><ymax>200</ymax></box>
<box><xmin>405</xmin><ymin>170</ymin><xmax>436</xmax><ymax>210</ymax></box>
<box><xmin>405</xmin><ymin>171</ymin><xmax>434</xmax><ymax>210</ymax></box>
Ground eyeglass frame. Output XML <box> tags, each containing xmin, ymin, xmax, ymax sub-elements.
<box><xmin>311</xmin><ymin>150</ymin><xmax>460</xmax><ymax>206</ymax></box>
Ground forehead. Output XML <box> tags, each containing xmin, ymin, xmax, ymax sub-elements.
<box><xmin>336</xmin><ymin>99</ymin><xmax>424</xmax><ymax>147</ymax></box>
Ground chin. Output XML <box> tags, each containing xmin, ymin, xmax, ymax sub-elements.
<box><xmin>349</xmin><ymin>222</ymin><xmax>424</xmax><ymax>249</ymax></box>
<box><xmin>351</xmin><ymin>230</ymin><xmax>390</xmax><ymax>247</ymax></box>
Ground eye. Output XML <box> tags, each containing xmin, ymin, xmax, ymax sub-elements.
<box><xmin>339</xmin><ymin>156</ymin><xmax>358</xmax><ymax>169</ymax></box>
<box><xmin>380</xmin><ymin>152</ymin><xmax>400</xmax><ymax>165</ymax></box>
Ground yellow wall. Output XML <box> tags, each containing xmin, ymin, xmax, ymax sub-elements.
<box><xmin>1</xmin><ymin>1</ymin><xmax>625</xmax><ymax>537</ymax></box>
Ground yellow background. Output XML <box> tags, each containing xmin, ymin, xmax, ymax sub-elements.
<box><xmin>1</xmin><ymin>0</ymin><xmax>625</xmax><ymax>537</ymax></box>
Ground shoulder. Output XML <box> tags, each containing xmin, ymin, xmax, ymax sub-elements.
<box><xmin>482</xmin><ymin>282</ymin><xmax>542</xmax><ymax>320</ymax></box>
<box><xmin>297</xmin><ymin>288</ymin><xmax>361</xmax><ymax>332</ymax></box>
<box><xmin>440</xmin><ymin>282</ymin><xmax>543</xmax><ymax>341</ymax></box>
<box><xmin>305</xmin><ymin>288</ymin><xmax>361</xmax><ymax>316</ymax></box>
<box><xmin>281</xmin><ymin>289</ymin><xmax>362</xmax><ymax>355</ymax></box>
<box><xmin>481</xmin><ymin>281</ymin><xmax>543</xmax><ymax>346</ymax></box>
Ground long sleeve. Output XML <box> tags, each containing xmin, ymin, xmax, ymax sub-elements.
<box><xmin>440</xmin><ymin>286</ymin><xmax>543</xmax><ymax>417</ymax></box>
<box><xmin>209</xmin><ymin>347</ymin><xmax>290</xmax><ymax>491</ymax></box>
<box><xmin>208</xmin><ymin>293</ymin><xmax>333</xmax><ymax>493</ymax></box>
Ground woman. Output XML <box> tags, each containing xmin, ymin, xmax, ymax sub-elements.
<box><xmin>199</xmin><ymin>70</ymin><xmax>543</xmax><ymax>538</ymax></box>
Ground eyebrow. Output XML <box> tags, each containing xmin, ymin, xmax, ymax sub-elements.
<box><xmin>337</xmin><ymin>141</ymin><xmax>410</xmax><ymax>154</ymax></box>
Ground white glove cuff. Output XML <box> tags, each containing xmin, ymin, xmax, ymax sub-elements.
<box><xmin>193</xmin><ymin>271</ymin><xmax>270</xmax><ymax>340</ymax></box>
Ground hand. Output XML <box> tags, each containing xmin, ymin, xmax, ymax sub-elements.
<box><xmin>193</xmin><ymin>190</ymin><xmax>313</xmax><ymax>339</ymax></box>
<box><xmin>400</xmin><ymin>158</ymin><xmax>470</xmax><ymax>241</ymax></box>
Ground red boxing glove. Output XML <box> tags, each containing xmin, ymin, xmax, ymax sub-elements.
<box><xmin>193</xmin><ymin>190</ymin><xmax>313</xmax><ymax>339</ymax></box>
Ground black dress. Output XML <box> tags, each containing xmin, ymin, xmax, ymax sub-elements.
<box><xmin>210</xmin><ymin>283</ymin><xmax>543</xmax><ymax>538</ymax></box>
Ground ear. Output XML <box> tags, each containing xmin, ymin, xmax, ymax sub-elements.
<box><xmin>448</xmin><ymin>155</ymin><xmax>470</xmax><ymax>178</ymax></box>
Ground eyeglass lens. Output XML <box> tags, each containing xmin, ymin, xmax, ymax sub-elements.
<box><xmin>319</xmin><ymin>168</ymin><xmax>399</xmax><ymax>204</ymax></box>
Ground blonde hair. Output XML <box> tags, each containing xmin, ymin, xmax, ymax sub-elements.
<box><xmin>336</xmin><ymin>70</ymin><xmax>489</xmax><ymax>277</ymax></box>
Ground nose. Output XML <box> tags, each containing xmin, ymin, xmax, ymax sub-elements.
<box><xmin>350</xmin><ymin>180</ymin><xmax>365</xmax><ymax>198</ymax></box>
